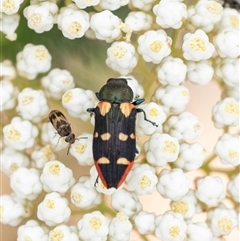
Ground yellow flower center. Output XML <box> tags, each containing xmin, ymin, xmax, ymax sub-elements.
<box><xmin>171</xmin><ymin>201</ymin><xmax>189</xmax><ymax>215</ymax></box>
<box><xmin>7</xmin><ymin>128</ymin><xmax>21</xmax><ymax>141</ymax></box>
<box><xmin>76</xmin><ymin>144</ymin><xmax>87</xmax><ymax>153</ymax></box>
<box><xmin>169</xmin><ymin>226</ymin><xmax>180</xmax><ymax>237</ymax></box>
<box><xmin>190</xmin><ymin>37</ymin><xmax>206</xmax><ymax>52</ymax></box>
<box><xmin>163</xmin><ymin>140</ymin><xmax>178</xmax><ymax>154</ymax></box>
<box><xmin>21</xmin><ymin>95</ymin><xmax>34</xmax><ymax>105</ymax></box>
<box><xmin>148</xmin><ymin>108</ymin><xmax>159</xmax><ymax>117</ymax></box>
<box><xmin>89</xmin><ymin>217</ymin><xmax>102</xmax><ymax>230</ymax></box>
<box><xmin>150</xmin><ymin>40</ymin><xmax>162</xmax><ymax>52</ymax></box>
<box><xmin>35</xmin><ymin>48</ymin><xmax>48</xmax><ymax>60</ymax></box>
<box><xmin>218</xmin><ymin>218</ymin><xmax>233</xmax><ymax>232</ymax></box>
<box><xmin>112</xmin><ymin>46</ymin><xmax>127</xmax><ymax>58</ymax></box>
<box><xmin>2</xmin><ymin>0</ymin><xmax>15</xmax><ymax>13</ymax></box>
<box><xmin>62</xmin><ymin>91</ymin><xmax>73</xmax><ymax>103</ymax></box>
<box><xmin>229</xmin><ymin>15</ymin><xmax>239</xmax><ymax>27</ymax></box>
<box><xmin>225</xmin><ymin>101</ymin><xmax>239</xmax><ymax>115</ymax></box>
<box><xmin>29</xmin><ymin>13</ymin><xmax>42</xmax><ymax>27</ymax></box>
<box><xmin>206</xmin><ymin>1</ymin><xmax>222</xmax><ymax>15</ymax></box>
<box><xmin>138</xmin><ymin>175</ymin><xmax>151</xmax><ymax>189</ymax></box>
<box><xmin>49</xmin><ymin>229</ymin><xmax>64</xmax><ymax>241</ymax></box>
<box><xmin>71</xmin><ymin>192</ymin><xmax>82</xmax><ymax>204</ymax></box>
<box><xmin>46</xmin><ymin>199</ymin><xmax>55</xmax><ymax>209</ymax></box>
<box><xmin>48</xmin><ymin>162</ymin><xmax>61</xmax><ymax>175</ymax></box>
<box><xmin>68</xmin><ymin>22</ymin><xmax>82</xmax><ymax>36</ymax></box>
<box><xmin>116</xmin><ymin>212</ymin><xmax>128</xmax><ymax>222</ymax></box>
<box><xmin>228</xmin><ymin>150</ymin><xmax>238</xmax><ymax>158</ymax></box>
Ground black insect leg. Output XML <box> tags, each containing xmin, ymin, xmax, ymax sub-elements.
<box><xmin>136</xmin><ymin>108</ymin><xmax>158</xmax><ymax>127</ymax></box>
<box><xmin>86</xmin><ymin>108</ymin><xmax>95</xmax><ymax>113</ymax></box>
<box><xmin>94</xmin><ymin>176</ymin><xmax>99</xmax><ymax>187</ymax></box>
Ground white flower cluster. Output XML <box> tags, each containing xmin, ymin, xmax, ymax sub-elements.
<box><xmin>1</xmin><ymin>0</ymin><xmax>239</xmax><ymax>241</ymax></box>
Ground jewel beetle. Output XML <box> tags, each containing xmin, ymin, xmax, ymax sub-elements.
<box><xmin>48</xmin><ymin>110</ymin><xmax>77</xmax><ymax>155</ymax></box>
<box><xmin>87</xmin><ymin>78</ymin><xmax>158</xmax><ymax>189</ymax></box>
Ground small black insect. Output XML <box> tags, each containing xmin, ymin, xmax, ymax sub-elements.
<box><xmin>48</xmin><ymin>110</ymin><xmax>77</xmax><ymax>155</ymax></box>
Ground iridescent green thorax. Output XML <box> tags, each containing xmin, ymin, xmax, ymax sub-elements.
<box><xmin>98</xmin><ymin>78</ymin><xmax>134</xmax><ymax>103</ymax></box>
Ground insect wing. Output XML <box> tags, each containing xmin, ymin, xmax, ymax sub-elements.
<box><xmin>93</xmin><ymin>102</ymin><xmax>137</xmax><ymax>188</ymax></box>
<box><xmin>48</xmin><ymin>110</ymin><xmax>71</xmax><ymax>137</ymax></box>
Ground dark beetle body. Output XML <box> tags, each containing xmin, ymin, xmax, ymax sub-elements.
<box><xmin>87</xmin><ymin>78</ymin><xmax>157</xmax><ymax>188</ymax></box>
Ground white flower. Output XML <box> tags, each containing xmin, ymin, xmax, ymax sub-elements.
<box><xmin>214</xmin><ymin>57</ymin><xmax>239</xmax><ymax>88</ymax></box>
<box><xmin>195</xmin><ymin>176</ymin><xmax>225</xmax><ymax>206</ymax></box>
<box><xmin>62</xmin><ymin>87</ymin><xmax>96</xmax><ymax>121</ymax></box>
<box><xmin>41</xmin><ymin>122</ymin><xmax>69</xmax><ymax>152</ymax></box>
<box><xmin>90</xmin><ymin>10</ymin><xmax>122</xmax><ymax>43</ymax></box>
<box><xmin>0</xmin><ymin>0</ymin><xmax>23</xmax><ymax>15</ymax></box>
<box><xmin>214</xmin><ymin>133</ymin><xmax>239</xmax><ymax>166</ymax></box>
<box><xmin>70</xmin><ymin>176</ymin><xmax>102</xmax><ymax>209</ymax></box>
<box><xmin>73</xmin><ymin>0</ymin><xmax>100</xmax><ymax>9</ymax></box>
<box><xmin>119</xmin><ymin>75</ymin><xmax>144</xmax><ymax>98</ymax></box>
<box><xmin>185</xmin><ymin>222</ymin><xmax>213</xmax><ymax>241</ymax></box>
<box><xmin>98</xmin><ymin>0</ymin><xmax>129</xmax><ymax>11</ymax></box>
<box><xmin>0</xmin><ymin>79</ymin><xmax>19</xmax><ymax>111</ymax></box>
<box><xmin>227</xmin><ymin>174</ymin><xmax>240</xmax><ymax>203</ymax></box>
<box><xmin>171</xmin><ymin>190</ymin><xmax>201</xmax><ymax>220</ymax></box>
<box><xmin>49</xmin><ymin>225</ymin><xmax>78</xmax><ymax>241</ymax></box>
<box><xmin>16</xmin><ymin>43</ymin><xmax>51</xmax><ymax>80</ymax></box>
<box><xmin>1</xmin><ymin>147</ymin><xmax>30</xmax><ymax>177</ymax></box>
<box><xmin>37</xmin><ymin>192</ymin><xmax>71</xmax><ymax>226</ymax></box>
<box><xmin>0</xmin><ymin>59</ymin><xmax>16</xmax><ymax>80</ymax></box>
<box><xmin>125</xmin><ymin>163</ymin><xmax>158</xmax><ymax>195</ymax></box>
<box><xmin>138</xmin><ymin>30</ymin><xmax>172</xmax><ymax>64</ymax></box>
<box><xmin>186</xmin><ymin>60</ymin><xmax>214</xmax><ymax>85</ymax></box>
<box><xmin>57</xmin><ymin>3</ymin><xmax>89</xmax><ymax>40</ymax></box>
<box><xmin>163</xmin><ymin>112</ymin><xmax>203</xmax><ymax>142</ymax></box>
<box><xmin>156</xmin><ymin>56</ymin><xmax>187</xmax><ymax>86</ymax></box>
<box><xmin>49</xmin><ymin>225</ymin><xmax>79</xmax><ymax>241</ymax></box>
<box><xmin>134</xmin><ymin>211</ymin><xmax>156</xmax><ymax>235</ymax></box>
<box><xmin>23</xmin><ymin>1</ymin><xmax>58</xmax><ymax>33</ymax></box>
<box><xmin>70</xmin><ymin>133</ymin><xmax>94</xmax><ymax>166</ymax></box>
<box><xmin>41</xmin><ymin>68</ymin><xmax>75</xmax><ymax>100</ymax></box>
<box><xmin>144</xmin><ymin>133</ymin><xmax>180</xmax><ymax>167</ymax></box>
<box><xmin>130</xmin><ymin>0</ymin><xmax>155</xmax><ymax>11</ymax></box>
<box><xmin>186</xmin><ymin>0</ymin><xmax>222</xmax><ymax>32</ymax></box>
<box><xmin>173</xmin><ymin>142</ymin><xmax>207</xmax><ymax>172</ymax></box>
<box><xmin>3</xmin><ymin>116</ymin><xmax>38</xmax><ymax>150</ymax></box>
<box><xmin>17</xmin><ymin>220</ymin><xmax>48</xmax><ymax>241</ymax></box>
<box><xmin>16</xmin><ymin>88</ymin><xmax>49</xmax><ymax>122</ymax></box>
<box><xmin>215</xmin><ymin>7</ymin><xmax>240</xmax><ymax>30</ymax></box>
<box><xmin>153</xmin><ymin>85</ymin><xmax>190</xmax><ymax>114</ymax></box>
<box><xmin>108</xmin><ymin>212</ymin><xmax>132</xmax><ymax>241</ymax></box>
<box><xmin>10</xmin><ymin>167</ymin><xmax>42</xmax><ymax>201</ymax></box>
<box><xmin>124</xmin><ymin>11</ymin><xmax>152</xmax><ymax>32</ymax></box>
<box><xmin>153</xmin><ymin>0</ymin><xmax>187</xmax><ymax>29</ymax></box>
<box><xmin>106</xmin><ymin>41</ymin><xmax>138</xmax><ymax>75</ymax></box>
<box><xmin>213</xmin><ymin>27</ymin><xmax>240</xmax><ymax>58</ymax></box>
<box><xmin>136</xmin><ymin>102</ymin><xmax>166</xmax><ymax>135</ymax></box>
<box><xmin>157</xmin><ymin>168</ymin><xmax>190</xmax><ymax>201</ymax></box>
<box><xmin>111</xmin><ymin>189</ymin><xmax>142</xmax><ymax>217</ymax></box>
<box><xmin>0</xmin><ymin>13</ymin><xmax>20</xmax><ymax>40</ymax></box>
<box><xmin>212</xmin><ymin>97</ymin><xmax>239</xmax><ymax>128</ymax></box>
<box><xmin>77</xmin><ymin>211</ymin><xmax>109</xmax><ymax>241</ymax></box>
<box><xmin>40</xmin><ymin>160</ymin><xmax>75</xmax><ymax>194</ymax></box>
<box><xmin>0</xmin><ymin>194</ymin><xmax>32</xmax><ymax>226</ymax></box>
<box><xmin>31</xmin><ymin>145</ymin><xmax>56</xmax><ymax>169</ymax></box>
<box><xmin>182</xmin><ymin>29</ymin><xmax>215</xmax><ymax>61</ymax></box>
<box><xmin>155</xmin><ymin>211</ymin><xmax>187</xmax><ymax>241</ymax></box>
<box><xmin>207</xmin><ymin>204</ymin><xmax>238</xmax><ymax>236</ymax></box>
